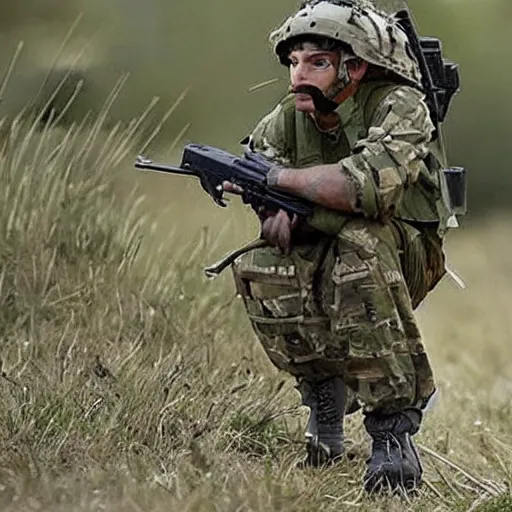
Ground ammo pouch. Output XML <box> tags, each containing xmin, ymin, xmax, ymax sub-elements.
<box><xmin>442</xmin><ymin>166</ymin><xmax>467</xmax><ymax>216</ymax></box>
<box><xmin>394</xmin><ymin>220</ymin><xmax>446</xmax><ymax>309</ymax></box>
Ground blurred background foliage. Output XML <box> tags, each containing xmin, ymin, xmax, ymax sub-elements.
<box><xmin>0</xmin><ymin>0</ymin><xmax>510</xmax><ymax>217</ymax></box>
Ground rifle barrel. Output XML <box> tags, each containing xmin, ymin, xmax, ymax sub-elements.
<box><xmin>135</xmin><ymin>157</ymin><xmax>196</xmax><ymax>177</ymax></box>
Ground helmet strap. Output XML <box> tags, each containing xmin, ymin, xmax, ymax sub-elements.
<box><xmin>332</xmin><ymin>81</ymin><xmax>358</xmax><ymax>104</ymax></box>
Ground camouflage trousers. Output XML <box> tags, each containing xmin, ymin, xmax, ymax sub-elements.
<box><xmin>231</xmin><ymin>218</ymin><xmax>446</xmax><ymax>415</ymax></box>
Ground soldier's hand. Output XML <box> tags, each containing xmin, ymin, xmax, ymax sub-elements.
<box><xmin>222</xmin><ymin>181</ymin><xmax>262</xmax><ymax>216</ymax></box>
<box><xmin>261</xmin><ymin>209</ymin><xmax>299</xmax><ymax>255</ymax></box>
<box><xmin>222</xmin><ymin>182</ymin><xmax>298</xmax><ymax>250</ymax></box>
<box><xmin>222</xmin><ymin>181</ymin><xmax>244</xmax><ymax>195</ymax></box>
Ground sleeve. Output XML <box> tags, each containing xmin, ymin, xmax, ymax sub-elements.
<box><xmin>339</xmin><ymin>86</ymin><xmax>435</xmax><ymax>220</ymax></box>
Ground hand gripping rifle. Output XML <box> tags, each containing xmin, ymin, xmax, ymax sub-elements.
<box><xmin>135</xmin><ymin>143</ymin><xmax>313</xmax><ymax>217</ymax></box>
<box><xmin>135</xmin><ymin>143</ymin><xmax>314</xmax><ymax>276</ymax></box>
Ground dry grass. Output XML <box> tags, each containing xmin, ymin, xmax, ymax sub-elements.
<box><xmin>0</xmin><ymin>91</ymin><xmax>511</xmax><ymax>512</ymax></box>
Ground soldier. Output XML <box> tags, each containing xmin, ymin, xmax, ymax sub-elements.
<box><xmin>225</xmin><ymin>0</ymin><xmax>458</xmax><ymax>493</ymax></box>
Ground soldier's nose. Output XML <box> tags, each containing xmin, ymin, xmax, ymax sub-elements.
<box><xmin>293</xmin><ymin>64</ymin><xmax>309</xmax><ymax>83</ymax></box>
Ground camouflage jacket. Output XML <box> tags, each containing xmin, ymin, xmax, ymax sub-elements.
<box><xmin>248</xmin><ymin>79</ymin><xmax>455</xmax><ymax>238</ymax></box>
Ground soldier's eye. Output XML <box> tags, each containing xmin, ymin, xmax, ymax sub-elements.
<box><xmin>313</xmin><ymin>58</ymin><xmax>331</xmax><ymax>69</ymax></box>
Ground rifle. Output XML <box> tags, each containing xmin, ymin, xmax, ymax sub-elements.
<box><xmin>395</xmin><ymin>9</ymin><xmax>460</xmax><ymax>130</ymax></box>
<box><xmin>396</xmin><ymin>9</ymin><xmax>466</xmax><ymax>216</ymax></box>
<box><xmin>135</xmin><ymin>143</ymin><xmax>313</xmax><ymax>219</ymax></box>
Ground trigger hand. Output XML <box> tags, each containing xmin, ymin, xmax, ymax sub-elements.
<box><xmin>222</xmin><ymin>181</ymin><xmax>244</xmax><ymax>195</ymax></box>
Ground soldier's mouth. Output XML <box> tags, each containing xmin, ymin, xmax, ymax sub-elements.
<box><xmin>295</xmin><ymin>93</ymin><xmax>312</xmax><ymax>101</ymax></box>
<box><xmin>291</xmin><ymin>84</ymin><xmax>338</xmax><ymax>114</ymax></box>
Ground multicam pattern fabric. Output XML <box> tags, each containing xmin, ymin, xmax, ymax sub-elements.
<box><xmin>232</xmin><ymin>83</ymin><xmax>447</xmax><ymax>415</ymax></box>
<box><xmin>248</xmin><ymin>101</ymin><xmax>295</xmax><ymax>166</ymax></box>
<box><xmin>339</xmin><ymin>86</ymin><xmax>434</xmax><ymax>221</ymax></box>
<box><xmin>232</xmin><ymin>218</ymin><xmax>438</xmax><ymax>414</ymax></box>
<box><xmin>248</xmin><ymin>82</ymin><xmax>453</xmax><ymax>236</ymax></box>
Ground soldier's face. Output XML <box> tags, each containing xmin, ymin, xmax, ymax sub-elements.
<box><xmin>288</xmin><ymin>46</ymin><xmax>339</xmax><ymax>113</ymax></box>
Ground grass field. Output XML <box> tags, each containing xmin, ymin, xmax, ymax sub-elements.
<box><xmin>0</xmin><ymin>97</ymin><xmax>511</xmax><ymax>512</ymax></box>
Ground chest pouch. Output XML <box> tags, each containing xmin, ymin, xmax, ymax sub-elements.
<box><xmin>443</xmin><ymin>166</ymin><xmax>467</xmax><ymax>216</ymax></box>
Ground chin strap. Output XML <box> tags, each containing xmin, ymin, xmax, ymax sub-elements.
<box><xmin>332</xmin><ymin>81</ymin><xmax>358</xmax><ymax>104</ymax></box>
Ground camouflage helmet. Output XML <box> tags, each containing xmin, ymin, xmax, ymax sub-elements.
<box><xmin>269</xmin><ymin>0</ymin><xmax>422</xmax><ymax>88</ymax></box>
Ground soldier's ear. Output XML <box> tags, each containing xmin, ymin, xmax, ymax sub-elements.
<box><xmin>347</xmin><ymin>59</ymin><xmax>369</xmax><ymax>82</ymax></box>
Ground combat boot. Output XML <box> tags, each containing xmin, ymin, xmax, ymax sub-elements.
<box><xmin>363</xmin><ymin>408</ymin><xmax>423</xmax><ymax>493</ymax></box>
<box><xmin>298</xmin><ymin>377</ymin><xmax>346</xmax><ymax>466</ymax></box>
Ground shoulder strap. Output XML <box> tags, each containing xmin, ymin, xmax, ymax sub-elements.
<box><xmin>358</xmin><ymin>80</ymin><xmax>402</xmax><ymax>128</ymax></box>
